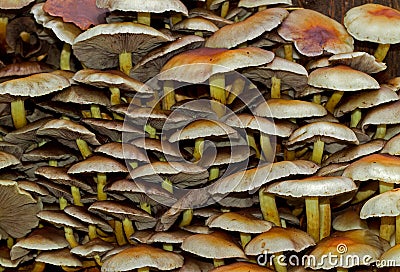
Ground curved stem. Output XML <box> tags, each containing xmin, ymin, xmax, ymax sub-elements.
<box><xmin>227</xmin><ymin>77</ymin><xmax>245</xmax><ymax>104</ymax></box>
<box><xmin>59</xmin><ymin>196</ymin><xmax>68</xmax><ymax>210</ymax></box>
<box><xmin>97</xmin><ymin>173</ymin><xmax>107</xmax><ymax>201</ymax></box>
<box><xmin>350</xmin><ymin>109</ymin><xmax>362</xmax><ymax>128</ymax></box>
<box><xmin>220</xmin><ymin>2</ymin><xmax>229</xmax><ymax>17</ymax></box>
<box><xmin>64</xmin><ymin>226</ymin><xmax>79</xmax><ymax>248</ymax></box>
<box><xmin>76</xmin><ymin>139</ymin><xmax>92</xmax><ymax>159</ymax></box>
<box><xmin>179</xmin><ymin>209</ymin><xmax>193</xmax><ymax>228</ymax></box>
<box><xmin>374</xmin><ymin>43</ymin><xmax>390</xmax><ymax>62</ymax></box>
<box><xmin>259</xmin><ymin>188</ymin><xmax>281</xmax><ymax>226</ymax></box>
<box><xmin>260</xmin><ymin>132</ymin><xmax>274</xmax><ymax>162</ymax></box>
<box><xmin>11</xmin><ymin>99</ymin><xmax>27</xmax><ymax>129</ymax></box>
<box><xmin>122</xmin><ymin>218</ymin><xmax>135</xmax><ymax>242</ymax></box>
<box><xmin>114</xmin><ymin>220</ymin><xmax>127</xmax><ymax>245</ymax></box>
<box><xmin>193</xmin><ymin>137</ymin><xmax>204</xmax><ymax>161</ymax></box>
<box><xmin>246</xmin><ymin>131</ymin><xmax>261</xmax><ymax>159</ymax></box>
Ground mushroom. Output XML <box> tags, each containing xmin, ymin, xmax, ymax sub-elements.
<box><xmin>344</xmin><ymin>3</ymin><xmax>400</xmax><ymax>62</ymax></box>
<box><xmin>172</xmin><ymin>17</ymin><xmax>219</xmax><ymax>37</ymax></box>
<box><xmin>266</xmin><ymin>176</ymin><xmax>357</xmax><ymax>242</ymax></box>
<box><xmin>70</xmin><ymin>237</ymin><xmax>113</xmax><ymax>266</ymax></box>
<box><xmin>101</xmin><ymin>245</ymin><xmax>184</xmax><ymax>272</ymax></box>
<box><xmin>35</xmin><ymin>248</ymin><xmax>83</xmax><ymax>271</ymax></box>
<box><xmin>0</xmin><ymin>73</ymin><xmax>70</xmax><ymax>129</ymax></box>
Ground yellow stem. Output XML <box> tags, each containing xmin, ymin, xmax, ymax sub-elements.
<box><xmin>396</xmin><ymin>215</ymin><xmax>400</xmax><ymax>245</ymax></box>
<box><xmin>97</xmin><ymin>173</ymin><xmax>107</xmax><ymax>201</ymax></box>
<box><xmin>170</xmin><ymin>13</ymin><xmax>182</xmax><ymax>26</ymax></box>
<box><xmin>209</xmin><ymin>73</ymin><xmax>226</xmax><ymax>118</ymax></box>
<box><xmin>122</xmin><ymin>218</ymin><xmax>135</xmax><ymax>242</ymax></box>
<box><xmin>374</xmin><ymin>43</ymin><xmax>390</xmax><ymax>62</ymax></box>
<box><xmin>213</xmin><ymin>259</ymin><xmax>224</xmax><ymax>267</ymax></box>
<box><xmin>88</xmin><ymin>225</ymin><xmax>97</xmax><ymax>240</ymax></box>
<box><xmin>110</xmin><ymin>87</ymin><xmax>121</xmax><ymax>106</ymax></box>
<box><xmin>64</xmin><ymin>226</ymin><xmax>79</xmax><ymax>248</ymax></box>
<box><xmin>311</xmin><ymin>138</ymin><xmax>324</xmax><ymax>165</ymax></box>
<box><xmin>240</xmin><ymin>232</ymin><xmax>251</xmax><ymax>248</ymax></box>
<box><xmin>271</xmin><ymin>76</ymin><xmax>281</xmax><ymax>99</ymax></box>
<box><xmin>258</xmin><ymin>5</ymin><xmax>267</xmax><ymax>11</ymax></box>
<box><xmin>379</xmin><ymin>181</ymin><xmax>394</xmax><ymax>194</ymax></box>
<box><xmin>20</xmin><ymin>31</ymin><xmax>31</xmax><ymax>43</ymax></box>
<box><xmin>114</xmin><ymin>220</ymin><xmax>127</xmax><ymax>245</ymax></box>
<box><xmin>162</xmin><ymin>80</ymin><xmax>176</xmax><ymax>110</ymax></box>
<box><xmin>138</xmin><ymin>267</ymin><xmax>150</xmax><ymax>272</ymax></box>
<box><xmin>59</xmin><ymin>197</ymin><xmax>68</xmax><ymax>210</ymax></box>
<box><xmin>194</xmin><ymin>31</ymin><xmax>203</xmax><ymax>37</ymax></box>
<box><xmin>71</xmin><ymin>186</ymin><xmax>83</xmax><ymax>206</ymax></box>
<box><xmin>227</xmin><ymin>77</ymin><xmax>245</xmax><ymax>104</ymax></box>
<box><xmin>76</xmin><ymin>139</ymin><xmax>92</xmax><ymax>159</ymax></box>
<box><xmin>162</xmin><ymin>178</ymin><xmax>173</xmax><ymax>193</ymax></box>
<box><xmin>11</xmin><ymin>99</ymin><xmax>27</xmax><ymax>129</ymax></box>
<box><xmin>94</xmin><ymin>255</ymin><xmax>103</xmax><ymax>266</ymax></box>
<box><xmin>163</xmin><ymin>243</ymin><xmax>173</xmax><ymax>251</ymax></box>
<box><xmin>337</xmin><ymin>268</ymin><xmax>348</xmax><ymax>272</ymax></box>
<box><xmin>6</xmin><ymin>237</ymin><xmax>13</xmax><ymax>249</ymax></box>
<box><xmin>284</xmin><ymin>149</ymin><xmax>296</xmax><ymax>161</ymax></box>
<box><xmin>273</xmin><ymin>253</ymin><xmax>287</xmax><ymax>272</ymax></box>
<box><xmin>119</xmin><ymin>51</ymin><xmax>132</xmax><ymax>76</ymax></box>
<box><xmin>220</xmin><ymin>2</ymin><xmax>229</xmax><ymax>17</ymax></box>
<box><xmin>137</xmin><ymin>12</ymin><xmax>151</xmax><ymax>26</ymax></box>
<box><xmin>325</xmin><ymin>91</ymin><xmax>344</xmax><ymax>114</ymax></box>
<box><xmin>247</xmin><ymin>131</ymin><xmax>261</xmax><ymax>158</ymax></box>
<box><xmin>313</xmin><ymin>94</ymin><xmax>321</xmax><ymax>104</ymax></box>
<box><xmin>319</xmin><ymin>198</ymin><xmax>331</xmax><ymax>240</ymax></box>
<box><xmin>283</xmin><ymin>44</ymin><xmax>293</xmax><ymax>62</ymax></box>
<box><xmin>60</xmin><ymin>43</ymin><xmax>71</xmax><ymax>71</ymax></box>
<box><xmin>31</xmin><ymin>262</ymin><xmax>46</xmax><ymax>272</ymax></box>
<box><xmin>193</xmin><ymin>137</ymin><xmax>204</xmax><ymax>161</ymax></box>
<box><xmin>260</xmin><ymin>132</ymin><xmax>274</xmax><ymax>162</ymax></box>
<box><xmin>259</xmin><ymin>189</ymin><xmax>281</xmax><ymax>226</ymax></box>
<box><xmin>144</xmin><ymin>124</ymin><xmax>157</xmax><ymax>139</ymax></box>
<box><xmin>374</xmin><ymin>124</ymin><xmax>386</xmax><ymax>139</ymax></box>
<box><xmin>305</xmin><ymin>196</ymin><xmax>320</xmax><ymax>242</ymax></box>
<box><xmin>179</xmin><ymin>209</ymin><xmax>193</xmax><ymax>227</ymax></box>
<box><xmin>350</xmin><ymin>109</ymin><xmax>362</xmax><ymax>128</ymax></box>
<box><xmin>209</xmin><ymin>166</ymin><xmax>220</xmax><ymax>181</ymax></box>
<box><xmin>140</xmin><ymin>202</ymin><xmax>152</xmax><ymax>214</ymax></box>
<box><xmin>90</xmin><ymin>105</ymin><xmax>102</xmax><ymax>119</ymax></box>
<box><xmin>0</xmin><ymin>17</ymin><xmax>8</xmax><ymax>53</ymax></box>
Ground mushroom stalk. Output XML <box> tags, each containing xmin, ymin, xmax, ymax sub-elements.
<box><xmin>350</xmin><ymin>109</ymin><xmax>362</xmax><ymax>128</ymax></box>
<box><xmin>227</xmin><ymin>77</ymin><xmax>245</xmax><ymax>104</ymax></box>
<box><xmin>162</xmin><ymin>80</ymin><xmax>176</xmax><ymax>110</ymax></box>
<box><xmin>140</xmin><ymin>202</ymin><xmax>152</xmax><ymax>214</ymax></box>
<box><xmin>270</xmin><ymin>76</ymin><xmax>281</xmax><ymax>99</ymax></box>
<box><xmin>325</xmin><ymin>91</ymin><xmax>344</xmax><ymax>114</ymax></box>
<box><xmin>305</xmin><ymin>196</ymin><xmax>320</xmax><ymax>242</ymax></box>
<box><xmin>209</xmin><ymin>166</ymin><xmax>219</xmax><ymax>181</ymax></box>
<box><xmin>193</xmin><ymin>137</ymin><xmax>204</xmax><ymax>161</ymax></box>
<box><xmin>119</xmin><ymin>51</ymin><xmax>132</xmax><ymax>75</ymax></box>
<box><xmin>312</xmin><ymin>94</ymin><xmax>321</xmax><ymax>105</ymax></box>
<box><xmin>396</xmin><ymin>215</ymin><xmax>400</xmax><ymax>245</ymax></box>
<box><xmin>71</xmin><ymin>186</ymin><xmax>83</xmax><ymax>206</ymax></box>
<box><xmin>88</xmin><ymin>224</ymin><xmax>97</xmax><ymax>240</ymax></box>
<box><xmin>213</xmin><ymin>259</ymin><xmax>224</xmax><ymax>267</ymax></box>
<box><xmin>6</xmin><ymin>238</ymin><xmax>13</xmax><ymax>249</ymax></box>
<box><xmin>122</xmin><ymin>217</ymin><xmax>135</xmax><ymax>243</ymax></box>
<box><xmin>179</xmin><ymin>209</ymin><xmax>193</xmax><ymax>227</ymax></box>
<box><xmin>273</xmin><ymin>252</ymin><xmax>287</xmax><ymax>272</ymax></box>
<box><xmin>220</xmin><ymin>2</ymin><xmax>229</xmax><ymax>18</ymax></box>
<box><xmin>319</xmin><ymin>198</ymin><xmax>331</xmax><ymax>240</ymax></box>
<box><xmin>380</xmin><ymin>182</ymin><xmax>395</xmax><ymax>242</ymax></box>
<box><xmin>96</xmin><ymin>173</ymin><xmax>107</xmax><ymax>201</ymax></box>
<box><xmin>337</xmin><ymin>268</ymin><xmax>348</xmax><ymax>272</ymax></box>
<box><xmin>60</xmin><ymin>43</ymin><xmax>72</xmax><ymax>71</ymax></box>
<box><xmin>64</xmin><ymin>226</ymin><xmax>79</xmax><ymax>248</ymax></box>
<box><xmin>162</xmin><ymin>178</ymin><xmax>173</xmax><ymax>193</ymax></box>
<box><xmin>246</xmin><ymin>131</ymin><xmax>261</xmax><ymax>158</ymax></box>
<box><xmin>31</xmin><ymin>262</ymin><xmax>46</xmax><ymax>272</ymax></box>
<box><xmin>374</xmin><ymin>44</ymin><xmax>390</xmax><ymax>62</ymax></box>
<box><xmin>311</xmin><ymin>138</ymin><xmax>324</xmax><ymax>165</ymax></box>
<box><xmin>114</xmin><ymin>220</ymin><xmax>127</xmax><ymax>245</ymax></box>
<box><xmin>284</xmin><ymin>149</ymin><xmax>296</xmax><ymax>161</ymax></box>
<box><xmin>259</xmin><ymin>188</ymin><xmax>281</xmax><ymax>227</ymax></box>
<box><xmin>90</xmin><ymin>105</ymin><xmax>102</xmax><ymax>119</ymax></box>
<box><xmin>283</xmin><ymin>44</ymin><xmax>293</xmax><ymax>62</ymax></box>
<box><xmin>11</xmin><ymin>99</ymin><xmax>27</xmax><ymax>129</ymax></box>
<box><xmin>209</xmin><ymin>73</ymin><xmax>226</xmax><ymax>118</ymax></box>
<box><xmin>137</xmin><ymin>12</ymin><xmax>151</xmax><ymax>26</ymax></box>
<box><xmin>144</xmin><ymin>124</ymin><xmax>157</xmax><ymax>139</ymax></box>
<box><xmin>59</xmin><ymin>196</ymin><xmax>68</xmax><ymax>210</ymax></box>
<box><xmin>76</xmin><ymin>139</ymin><xmax>92</xmax><ymax>159</ymax></box>
<box><xmin>260</xmin><ymin>132</ymin><xmax>274</xmax><ymax>162</ymax></box>
<box><xmin>374</xmin><ymin>124</ymin><xmax>386</xmax><ymax>139</ymax></box>
<box><xmin>239</xmin><ymin>232</ymin><xmax>251</xmax><ymax>248</ymax></box>
<box><xmin>170</xmin><ymin>13</ymin><xmax>182</xmax><ymax>26</ymax></box>
<box><xmin>137</xmin><ymin>267</ymin><xmax>150</xmax><ymax>272</ymax></box>
<box><xmin>0</xmin><ymin>17</ymin><xmax>8</xmax><ymax>54</ymax></box>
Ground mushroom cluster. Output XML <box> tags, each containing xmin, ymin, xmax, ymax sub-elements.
<box><xmin>0</xmin><ymin>1</ymin><xmax>400</xmax><ymax>271</ymax></box>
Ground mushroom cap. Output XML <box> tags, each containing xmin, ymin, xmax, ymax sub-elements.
<box><xmin>0</xmin><ymin>73</ymin><xmax>70</xmax><ymax>102</ymax></box>
<box><xmin>266</xmin><ymin>176</ymin><xmax>357</xmax><ymax>198</ymax></box>
<box><xmin>101</xmin><ymin>245</ymin><xmax>184</xmax><ymax>271</ymax></box>
<box><xmin>95</xmin><ymin>142</ymin><xmax>148</xmax><ymax>162</ymax></box>
<box><xmin>181</xmin><ymin>232</ymin><xmax>246</xmax><ymax>259</ymax></box>
<box><xmin>0</xmin><ymin>62</ymin><xmax>53</xmax><ymax>78</ymax></box>
<box><xmin>254</xmin><ymin>99</ymin><xmax>327</xmax><ymax>119</ymax></box>
<box><xmin>226</xmin><ymin>113</ymin><xmax>297</xmax><ymax>137</ymax></box>
<box><xmin>130</xmin><ymin>35</ymin><xmax>204</xmax><ymax>82</ymax></box>
<box><xmin>238</xmin><ymin>0</ymin><xmax>292</xmax><ymax>8</ymax></box>
<box><xmin>36</xmin><ymin>248</ymin><xmax>82</xmax><ymax>267</ymax></box>
<box><xmin>382</xmin><ymin>133</ymin><xmax>400</xmax><ymax>155</ymax></box>
<box><xmin>334</xmin><ymin>84</ymin><xmax>398</xmax><ymax>117</ymax></box>
<box><xmin>159</xmin><ymin>47</ymin><xmax>274</xmax><ymax>84</ymax></box>
<box><xmin>0</xmin><ymin>0</ymin><xmax>35</xmax><ymax>9</ymax></box>
<box><xmin>0</xmin><ymin>151</ymin><xmax>20</xmax><ymax>170</ymax></box>
<box><xmin>96</xmin><ymin>0</ymin><xmax>188</xmax><ymax>15</ymax></box>
<box><xmin>169</xmin><ymin>119</ymin><xmax>238</xmax><ymax>142</ymax></box>
<box><xmin>245</xmin><ymin>227</ymin><xmax>315</xmax><ymax>255</ymax></box>
<box><xmin>73</xmin><ymin>69</ymin><xmax>154</xmax><ymax>96</ymax></box>
<box><xmin>287</xmin><ymin>121</ymin><xmax>359</xmax><ymax>148</ymax></box>
<box><xmin>210</xmin><ymin>159</ymin><xmax>318</xmax><ymax>194</ymax></box>
<box><xmin>243</xmin><ymin>57</ymin><xmax>308</xmax><ymax>92</ymax></box>
<box><xmin>51</xmin><ymin>85</ymin><xmax>110</xmax><ymax>107</ymax></box>
<box><xmin>0</xmin><ymin>180</ymin><xmax>41</xmax><ymax>239</ymax></box>
<box><xmin>344</xmin><ymin>3</ymin><xmax>400</xmax><ymax>44</ymax></box>
<box><xmin>64</xmin><ymin>205</ymin><xmax>113</xmax><ymax>232</ymax></box>
<box><xmin>172</xmin><ymin>17</ymin><xmax>219</xmax><ymax>34</ymax></box>
<box><xmin>10</xmin><ymin>227</ymin><xmax>68</xmax><ymax>260</ymax></box>
<box><xmin>305</xmin><ymin>229</ymin><xmax>387</xmax><ymax>270</ymax></box>
<box><xmin>322</xmin><ymin>139</ymin><xmax>385</xmax><ymax>166</ymax></box>
<box><xmin>36</xmin><ymin>210</ymin><xmax>87</xmax><ymax>231</ymax></box>
<box><xmin>188</xmin><ymin>8</ymin><xmax>233</xmax><ymax>28</ymax></box>
<box><xmin>130</xmin><ymin>137</ymin><xmax>182</xmax><ymax>159</ymax></box>
<box><xmin>277</xmin><ymin>9</ymin><xmax>354</xmax><ymax>57</ymax></box>
<box><xmin>343</xmin><ymin>154</ymin><xmax>400</xmax><ymax>183</ymax></box>
<box><xmin>377</xmin><ymin>243</ymin><xmax>400</xmax><ymax>267</ymax></box>
<box><xmin>147</xmin><ymin>230</ymin><xmax>191</xmax><ymax>244</ymax></box>
<box><xmin>88</xmin><ymin>200</ymin><xmax>155</xmax><ymax>222</ymax></box>
<box><xmin>43</xmin><ymin>0</ymin><xmax>107</xmax><ymax>30</ymax></box>
<box><xmin>210</xmin><ymin>262</ymin><xmax>273</xmax><ymax>272</ymax></box>
<box><xmin>361</xmin><ymin>100</ymin><xmax>400</xmax><ymax>129</ymax></box>
<box><xmin>70</xmin><ymin>238</ymin><xmax>114</xmax><ymax>257</ymax></box>
<box><xmin>308</xmin><ymin>65</ymin><xmax>380</xmax><ymax>91</ymax></box>
<box><xmin>36</xmin><ymin>119</ymin><xmax>101</xmax><ymax>146</ymax></box>
<box><xmin>67</xmin><ymin>155</ymin><xmax>128</xmax><ymax>174</ymax></box>
<box><xmin>332</xmin><ymin>209</ymin><xmax>368</xmax><ymax>231</ymax></box>
<box><xmin>328</xmin><ymin>51</ymin><xmax>387</xmax><ymax>74</ymax></box>
<box><xmin>82</xmin><ymin>118</ymin><xmax>143</xmax><ymax>142</ymax></box>
<box><xmin>360</xmin><ymin>188</ymin><xmax>400</xmax><ymax>219</ymax></box>
<box><xmin>205</xmin><ymin>8</ymin><xmax>288</xmax><ymax>49</ymax></box>
<box><xmin>206</xmin><ymin>212</ymin><xmax>273</xmax><ymax>234</ymax></box>
<box><xmin>72</xmin><ymin>22</ymin><xmax>174</xmax><ymax>70</ymax></box>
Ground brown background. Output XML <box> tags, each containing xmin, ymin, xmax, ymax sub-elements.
<box><xmin>292</xmin><ymin>0</ymin><xmax>400</xmax><ymax>81</ymax></box>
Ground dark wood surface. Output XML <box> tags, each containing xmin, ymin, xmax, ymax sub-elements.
<box><xmin>292</xmin><ymin>0</ymin><xmax>400</xmax><ymax>81</ymax></box>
